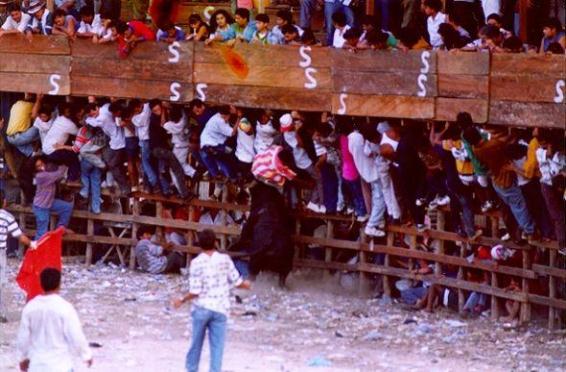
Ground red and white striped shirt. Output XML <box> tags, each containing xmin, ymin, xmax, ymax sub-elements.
<box><xmin>252</xmin><ymin>146</ymin><xmax>296</xmax><ymax>188</ymax></box>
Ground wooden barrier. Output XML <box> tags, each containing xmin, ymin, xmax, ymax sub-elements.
<box><xmin>6</xmin><ymin>191</ymin><xmax>565</xmax><ymax>329</ymax></box>
<box><xmin>1</xmin><ymin>35</ymin><xmax>564</xmax><ymax>127</ymax></box>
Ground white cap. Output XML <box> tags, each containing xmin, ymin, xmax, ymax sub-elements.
<box><xmin>279</xmin><ymin>113</ymin><xmax>293</xmax><ymax>129</ymax></box>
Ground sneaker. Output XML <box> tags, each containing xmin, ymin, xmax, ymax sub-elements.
<box><xmin>481</xmin><ymin>200</ymin><xmax>494</xmax><ymax>213</ymax></box>
<box><xmin>500</xmin><ymin>232</ymin><xmax>511</xmax><ymax>241</ymax></box>
<box><xmin>416</xmin><ymin>224</ymin><xmax>426</xmax><ymax>233</ymax></box>
<box><xmin>436</xmin><ymin>195</ymin><xmax>450</xmax><ymax>206</ymax></box>
<box><xmin>364</xmin><ymin>226</ymin><xmax>386</xmax><ymax>237</ymax></box>
<box><xmin>415</xmin><ymin>198</ymin><xmax>426</xmax><ymax>207</ymax></box>
<box><xmin>306</xmin><ymin>202</ymin><xmax>325</xmax><ymax>214</ymax></box>
<box><xmin>356</xmin><ymin>215</ymin><xmax>369</xmax><ymax>223</ymax></box>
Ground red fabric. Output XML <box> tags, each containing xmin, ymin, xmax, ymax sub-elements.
<box><xmin>252</xmin><ymin>145</ymin><xmax>296</xmax><ymax>187</ymax></box>
<box><xmin>16</xmin><ymin>227</ymin><xmax>64</xmax><ymax>301</ymax></box>
<box><xmin>149</xmin><ymin>0</ymin><xmax>181</xmax><ymax>30</ymax></box>
<box><xmin>128</xmin><ymin>20</ymin><xmax>156</xmax><ymax>41</ymax></box>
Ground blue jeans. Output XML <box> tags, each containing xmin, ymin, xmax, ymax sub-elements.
<box><xmin>320</xmin><ymin>163</ymin><xmax>338</xmax><ymax>214</ymax></box>
<box><xmin>492</xmin><ymin>182</ymin><xmax>535</xmax><ymax>235</ymax></box>
<box><xmin>342</xmin><ymin>178</ymin><xmax>367</xmax><ymax>217</ymax></box>
<box><xmin>199</xmin><ymin>145</ymin><xmax>236</xmax><ymax>180</ymax></box>
<box><xmin>400</xmin><ymin>286</ymin><xmax>428</xmax><ymax>305</ymax></box>
<box><xmin>368</xmin><ymin>180</ymin><xmax>386</xmax><ymax>228</ymax></box>
<box><xmin>140</xmin><ymin>140</ymin><xmax>158</xmax><ymax>188</ymax></box>
<box><xmin>186</xmin><ymin>306</ymin><xmax>227</xmax><ymax>372</ymax></box>
<box><xmin>80</xmin><ymin>159</ymin><xmax>101</xmax><ymax>213</ymax></box>
<box><xmin>375</xmin><ymin>0</ymin><xmax>393</xmax><ymax>31</ymax></box>
<box><xmin>325</xmin><ymin>1</ymin><xmax>355</xmax><ymax>45</ymax></box>
<box><xmin>463</xmin><ymin>291</ymin><xmax>487</xmax><ymax>311</ymax></box>
<box><xmin>447</xmin><ymin>183</ymin><xmax>475</xmax><ymax>237</ymax></box>
<box><xmin>6</xmin><ymin>126</ymin><xmax>39</xmax><ymax>157</ymax></box>
<box><xmin>33</xmin><ymin>199</ymin><xmax>73</xmax><ymax>239</ymax></box>
<box><xmin>300</xmin><ymin>0</ymin><xmax>317</xmax><ymax>29</ymax></box>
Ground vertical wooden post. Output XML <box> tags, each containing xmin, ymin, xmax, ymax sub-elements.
<box><xmin>491</xmin><ymin>271</ymin><xmax>499</xmax><ymax>321</ymax></box>
<box><xmin>155</xmin><ymin>201</ymin><xmax>163</xmax><ymax>240</ymax></box>
<box><xmin>520</xmin><ymin>248</ymin><xmax>532</xmax><ymax>324</ymax></box>
<box><xmin>130</xmin><ymin>198</ymin><xmax>140</xmax><ymax>270</ymax></box>
<box><xmin>18</xmin><ymin>212</ymin><xmax>26</xmax><ymax>258</ymax></box>
<box><xmin>457</xmin><ymin>242</ymin><xmax>466</xmax><ymax>313</ymax></box>
<box><xmin>383</xmin><ymin>232</ymin><xmax>393</xmax><ymax>297</ymax></box>
<box><xmin>186</xmin><ymin>204</ymin><xmax>195</xmax><ymax>268</ymax></box>
<box><xmin>85</xmin><ymin>218</ymin><xmax>94</xmax><ymax>266</ymax></box>
<box><xmin>323</xmin><ymin>220</ymin><xmax>334</xmax><ymax>280</ymax></box>
<box><xmin>220</xmin><ymin>187</ymin><xmax>228</xmax><ymax>251</ymax></box>
<box><xmin>435</xmin><ymin>211</ymin><xmax>445</xmax><ymax>276</ymax></box>
<box><xmin>548</xmin><ymin>250</ymin><xmax>557</xmax><ymax>329</ymax></box>
<box><xmin>358</xmin><ymin>236</ymin><xmax>368</xmax><ymax>297</ymax></box>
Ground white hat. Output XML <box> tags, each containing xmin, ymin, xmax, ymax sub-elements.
<box><xmin>491</xmin><ymin>245</ymin><xmax>514</xmax><ymax>261</ymax></box>
<box><xmin>279</xmin><ymin>113</ymin><xmax>293</xmax><ymax>129</ymax></box>
<box><xmin>28</xmin><ymin>0</ymin><xmax>45</xmax><ymax>14</ymax></box>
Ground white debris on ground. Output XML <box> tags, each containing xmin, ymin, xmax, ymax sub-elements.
<box><xmin>0</xmin><ymin>259</ymin><xmax>564</xmax><ymax>372</ymax></box>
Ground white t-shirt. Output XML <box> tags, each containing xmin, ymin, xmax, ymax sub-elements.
<box><xmin>314</xmin><ymin>140</ymin><xmax>327</xmax><ymax>157</ymax></box>
<box><xmin>77</xmin><ymin>14</ymin><xmax>102</xmax><ymax>35</ymax></box>
<box><xmin>132</xmin><ymin>103</ymin><xmax>150</xmax><ymax>141</ymax></box>
<box><xmin>254</xmin><ymin>120</ymin><xmax>277</xmax><ymax>154</ymax></box>
<box><xmin>482</xmin><ymin>0</ymin><xmax>501</xmax><ymax>20</ymax></box>
<box><xmin>348</xmin><ymin>131</ymin><xmax>377</xmax><ymax>183</ymax></box>
<box><xmin>427</xmin><ymin>12</ymin><xmax>447</xmax><ymax>49</ymax></box>
<box><xmin>380</xmin><ymin>132</ymin><xmax>399</xmax><ymax>151</ymax></box>
<box><xmin>33</xmin><ymin>117</ymin><xmax>54</xmax><ymax>143</ymax></box>
<box><xmin>86</xmin><ymin>103</ymin><xmax>125</xmax><ymax>150</ymax></box>
<box><xmin>163</xmin><ymin>115</ymin><xmax>189</xmax><ymax>147</ymax></box>
<box><xmin>235</xmin><ymin>127</ymin><xmax>255</xmax><ymax>163</ymax></box>
<box><xmin>200</xmin><ymin>113</ymin><xmax>233</xmax><ymax>148</ymax></box>
<box><xmin>283</xmin><ymin>131</ymin><xmax>312</xmax><ymax>170</ymax></box>
<box><xmin>1</xmin><ymin>13</ymin><xmax>31</xmax><ymax>32</ymax></box>
<box><xmin>333</xmin><ymin>24</ymin><xmax>351</xmax><ymax>48</ymax></box>
<box><xmin>41</xmin><ymin>116</ymin><xmax>79</xmax><ymax>155</ymax></box>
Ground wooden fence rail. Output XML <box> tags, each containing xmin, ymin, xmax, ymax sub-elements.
<box><xmin>1</xmin><ymin>35</ymin><xmax>564</xmax><ymax>127</ymax></box>
<box><xmin>6</xmin><ymin>191</ymin><xmax>565</xmax><ymax>330</ymax></box>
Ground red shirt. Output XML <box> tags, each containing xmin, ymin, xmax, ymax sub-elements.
<box><xmin>128</xmin><ymin>21</ymin><xmax>156</xmax><ymax>41</ymax></box>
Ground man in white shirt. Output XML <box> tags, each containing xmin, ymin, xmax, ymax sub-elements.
<box><xmin>348</xmin><ymin>128</ymin><xmax>386</xmax><ymax>237</ymax></box>
<box><xmin>423</xmin><ymin>0</ymin><xmax>447</xmax><ymax>49</ymax></box>
<box><xmin>173</xmin><ymin>229</ymin><xmax>250</xmax><ymax>372</ymax></box>
<box><xmin>17</xmin><ymin>268</ymin><xmax>93</xmax><ymax>372</ymax></box>
<box><xmin>163</xmin><ymin>107</ymin><xmax>196</xmax><ymax>178</ymax></box>
<box><xmin>0</xmin><ymin>3</ymin><xmax>31</xmax><ymax>36</ymax></box>
<box><xmin>199</xmin><ymin>106</ymin><xmax>237</xmax><ymax>181</ymax></box>
<box><xmin>131</xmin><ymin>100</ymin><xmax>159</xmax><ymax>192</ymax></box>
<box><xmin>332</xmin><ymin>11</ymin><xmax>351</xmax><ymax>48</ymax></box>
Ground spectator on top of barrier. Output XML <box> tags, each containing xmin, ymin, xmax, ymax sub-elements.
<box><xmin>0</xmin><ymin>3</ymin><xmax>31</xmax><ymax>36</ymax></box>
<box><xmin>437</xmin><ymin>22</ymin><xmax>471</xmax><ymax>50</ymax></box>
<box><xmin>26</xmin><ymin>1</ymin><xmax>53</xmax><ymax>36</ymax></box>
<box><xmin>485</xmin><ymin>13</ymin><xmax>513</xmax><ymax>39</ymax></box>
<box><xmin>232</xmin><ymin>8</ymin><xmax>256</xmax><ymax>43</ymax></box>
<box><xmin>539</xmin><ymin>17</ymin><xmax>566</xmax><ymax>53</ymax></box>
<box><xmin>396</xmin><ymin>26</ymin><xmax>431</xmax><ymax>50</ymax></box>
<box><xmin>186</xmin><ymin>14</ymin><xmax>210</xmax><ymax>41</ymax></box>
<box><xmin>206</xmin><ymin>9</ymin><xmax>236</xmax><ymax>46</ymax></box>
<box><xmin>331</xmin><ymin>12</ymin><xmax>351</xmax><ymax>49</ymax></box>
<box><xmin>52</xmin><ymin>8</ymin><xmax>76</xmax><ymax>38</ymax></box>
<box><xmin>423</xmin><ymin>0</ymin><xmax>447</xmax><ymax>49</ymax></box>
<box><xmin>76</xmin><ymin>5</ymin><xmax>101</xmax><ymax>39</ymax></box>
<box><xmin>113</xmin><ymin>19</ymin><xmax>155</xmax><ymax>57</ymax></box>
<box><xmin>157</xmin><ymin>23</ymin><xmax>186</xmax><ymax>43</ymax></box>
<box><xmin>271</xmin><ymin>9</ymin><xmax>303</xmax><ymax>45</ymax></box>
<box><xmin>250</xmin><ymin>13</ymin><xmax>274</xmax><ymax>45</ymax></box>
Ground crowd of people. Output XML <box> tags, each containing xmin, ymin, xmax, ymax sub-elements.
<box><xmin>0</xmin><ymin>0</ymin><xmax>564</xmax><ymax>54</ymax></box>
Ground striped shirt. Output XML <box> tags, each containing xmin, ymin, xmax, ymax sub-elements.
<box><xmin>134</xmin><ymin>239</ymin><xmax>167</xmax><ymax>274</ymax></box>
<box><xmin>0</xmin><ymin>209</ymin><xmax>22</xmax><ymax>249</ymax></box>
<box><xmin>251</xmin><ymin>146</ymin><xmax>296</xmax><ymax>188</ymax></box>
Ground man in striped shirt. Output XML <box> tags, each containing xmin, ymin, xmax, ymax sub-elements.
<box><xmin>134</xmin><ymin>225</ymin><xmax>185</xmax><ymax>274</ymax></box>
<box><xmin>1</xmin><ymin>207</ymin><xmax>33</xmax><ymax>323</ymax></box>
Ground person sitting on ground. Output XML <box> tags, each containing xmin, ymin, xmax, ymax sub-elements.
<box><xmin>16</xmin><ymin>268</ymin><xmax>93</xmax><ymax>371</ymax></box>
<box><xmin>0</xmin><ymin>3</ymin><xmax>31</xmax><ymax>36</ymax></box>
<box><xmin>331</xmin><ymin>12</ymin><xmax>351</xmax><ymax>49</ymax></box>
<box><xmin>76</xmin><ymin>6</ymin><xmax>102</xmax><ymax>38</ymax></box>
<box><xmin>31</xmin><ymin>157</ymin><xmax>73</xmax><ymax>239</ymax></box>
<box><xmin>206</xmin><ymin>9</ymin><xmax>236</xmax><ymax>45</ymax></box>
<box><xmin>232</xmin><ymin>8</ymin><xmax>256</xmax><ymax>43</ymax></box>
<box><xmin>26</xmin><ymin>1</ymin><xmax>54</xmax><ymax>36</ymax></box>
<box><xmin>250</xmin><ymin>13</ymin><xmax>274</xmax><ymax>45</ymax></box>
<box><xmin>52</xmin><ymin>8</ymin><xmax>76</xmax><ymax>38</ymax></box>
<box><xmin>135</xmin><ymin>225</ymin><xmax>185</xmax><ymax>274</ymax></box>
<box><xmin>157</xmin><ymin>22</ymin><xmax>186</xmax><ymax>43</ymax></box>
<box><xmin>186</xmin><ymin>14</ymin><xmax>210</xmax><ymax>41</ymax></box>
<box><xmin>539</xmin><ymin>17</ymin><xmax>566</xmax><ymax>53</ymax></box>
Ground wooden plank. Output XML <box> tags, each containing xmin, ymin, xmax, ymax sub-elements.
<box><xmin>491</xmin><ymin>75</ymin><xmax>564</xmax><ymax>103</ymax></box>
<box><xmin>0</xmin><ymin>34</ymin><xmax>70</xmax><ymax>55</ymax></box>
<box><xmin>201</xmin><ymin>84</ymin><xmax>331</xmax><ymax>112</ymax></box>
<box><xmin>194</xmin><ymin>63</ymin><xmax>332</xmax><ymax>90</ymax></box>
<box><xmin>334</xmin><ymin>72</ymin><xmax>438</xmax><ymax>97</ymax></box>
<box><xmin>489</xmin><ymin>101</ymin><xmax>565</xmax><ymax>128</ymax></box>
<box><xmin>437</xmin><ymin>51</ymin><xmax>490</xmax><ymax>75</ymax></box>
<box><xmin>0</xmin><ymin>54</ymin><xmax>70</xmax><ymax>75</ymax></box>
<box><xmin>532</xmin><ymin>263</ymin><xmax>566</xmax><ymax>279</ymax></box>
<box><xmin>528</xmin><ymin>294</ymin><xmax>566</xmax><ymax>310</ymax></box>
<box><xmin>438</xmin><ymin>74</ymin><xmax>488</xmax><ymax>99</ymax></box>
<box><xmin>331</xmin><ymin>94</ymin><xmax>435</xmax><ymax>118</ymax></box>
<box><xmin>331</xmin><ymin>49</ymin><xmax>437</xmax><ymax>73</ymax></box>
<box><xmin>72</xmin><ymin>76</ymin><xmax>194</xmax><ymax>102</ymax></box>
<box><xmin>0</xmin><ymin>72</ymin><xmax>70</xmax><ymax>95</ymax></box>
<box><xmin>491</xmin><ymin>53</ymin><xmax>565</xmax><ymax>76</ymax></box>
<box><xmin>436</xmin><ymin>98</ymin><xmax>488</xmax><ymax>123</ymax></box>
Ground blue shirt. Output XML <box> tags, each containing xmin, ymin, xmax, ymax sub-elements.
<box><xmin>156</xmin><ymin>26</ymin><xmax>186</xmax><ymax>42</ymax></box>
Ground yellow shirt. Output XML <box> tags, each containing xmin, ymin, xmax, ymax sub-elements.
<box><xmin>442</xmin><ymin>139</ymin><xmax>474</xmax><ymax>175</ymax></box>
<box><xmin>523</xmin><ymin>138</ymin><xmax>540</xmax><ymax>179</ymax></box>
<box><xmin>6</xmin><ymin>101</ymin><xmax>33</xmax><ymax>136</ymax></box>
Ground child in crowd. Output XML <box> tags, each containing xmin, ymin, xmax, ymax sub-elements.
<box><xmin>157</xmin><ymin>23</ymin><xmax>186</xmax><ymax>43</ymax></box>
<box><xmin>331</xmin><ymin>12</ymin><xmax>351</xmax><ymax>49</ymax></box>
<box><xmin>271</xmin><ymin>9</ymin><xmax>303</xmax><ymax>45</ymax></box>
<box><xmin>313</xmin><ymin>122</ymin><xmax>339</xmax><ymax>214</ymax></box>
<box><xmin>251</xmin><ymin>13</ymin><xmax>273</xmax><ymax>45</ymax></box>
<box><xmin>186</xmin><ymin>14</ymin><xmax>210</xmax><ymax>41</ymax></box>
<box><xmin>0</xmin><ymin>3</ymin><xmax>31</xmax><ymax>36</ymax></box>
<box><xmin>206</xmin><ymin>9</ymin><xmax>236</xmax><ymax>45</ymax></box>
<box><xmin>52</xmin><ymin>9</ymin><xmax>76</xmax><ymax>38</ymax></box>
<box><xmin>113</xmin><ymin>20</ymin><xmax>156</xmax><ymax>57</ymax></box>
<box><xmin>254</xmin><ymin>110</ymin><xmax>277</xmax><ymax>154</ymax></box>
<box><xmin>539</xmin><ymin>17</ymin><xmax>565</xmax><ymax>53</ymax></box>
<box><xmin>281</xmin><ymin>25</ymin><xmax>301</xmax><ymax>45</ymax></box>
<box><xmin>397</xmin><ymin>27</ymin><xmax>431</xmax><ymax>50</ymax></box>
<box><xmin>423</xmin><ymin>0</ymin><xmax>446</xmax><ymax>49</ymax></box>
<box><xmin>234</xmin><ymin>109</ymin><xmax>255</xmax><ymax>182</ymax></box>
<box><xmin>76</xmin><ymin>6</ymin><xmax>102</xmax><ymax>38</ymax></box>
<box><xmin>233</xmin><ymin>8</ymin><xmax>256</xmax><ymax>43</ymax></box>
<box><xmin>92</xmin><ymin>15</ymin><xmax>115</xmax><ymax>44</ymax></box>
<box><xmin>26</xmin><ymin>2</ymin><xmax>53</xmax><ymax>35</ymax></box>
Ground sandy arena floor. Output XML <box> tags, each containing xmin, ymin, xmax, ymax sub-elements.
<box><xmin>0</xmin><ymin>259</ymin><xmax>564</xmax><ymax>372</ymax></box>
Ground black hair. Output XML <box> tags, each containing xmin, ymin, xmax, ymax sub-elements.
<box><xmin>366</xmin><ymin>29</ymin><xmax>389</xmax><ymax>47</ymax></box>
<box><xmin>343</xmin><ymin>28</ymin><xmax>362</xmax><ymax>40</ymax></box>
<box><xmin>197</xmin><ymin>229</ymin><xmax>216</xmax><ymax>249</ymax></box>
<box><xmin>53</xmin><ymin>8</ymin><xmax>67</xmax><ymax>19</ymax></box>
<box><xmin>255</xmin><ymin>13</ymin><xmax>269</xmax><ymax>24</ymax></box>
<box><xmin>456</xmin><ymin>112</ymin><xmax>474</xmax><ymax>127</ymax></box>
<box><xmin>438</xmin><ymin>23</ymin><xmax>468</xmax><ymax>50</ymax></box>
<box><xmin>58</xmin><ymin>102</ymin><xmax>72</xmax><ymax>117</ymax></box>
<box><xmin>275</xmin><ymin>9</ymin><xmax>293</xmax><ymax>25</ymax></box>
<box><xmin>137</xmin><ymin>225</ymin><xmax>155</xmax><ymax>239</ymax></box>
<box><xmin>482</xmin><ymin>25</ymin><xmax>502</xmax><ymax>40</ymax></box>
<box><xmin>547</xmin><ymin>42</ymin><xmax>565</xmax><ymax>54</ymax></box>
<box><xmin>281</xmin><ymin>24</ymin><xmax>297</xmax><ymax>35</ymax></box>
<box><xmin>423</xmin><ymin>0</ymin><xmax>443</xmax><ymax>12</ymax></box>
<box><xmin>486</xmin><ymin>13</ymin><xmax>502</xmax><ymax>24</ymax></box>
<box><xmin>128</xmin><ymin>99</ymin><xmax>142</xmax><ymax>111</ymax></box>
<box><xmin>85</xmin><ymin>102</ymin><xmax>99</xmax><ymax>113</ymax></box>
<box><xmin>7</xmin><ymin>3</ymin><xmax>21</xmax><ymax>12</ymax></box>
<box><xmin>462</xmin><ymin>127</ymin><xmax>482</xmax><ymax>146</ymax></box>
<box><xmin>397</xmin><ymin>27</ymin><xmax>421</xmax><ymax>48</ymax></box>
<box><xmin>79</xmin><ymin>5</ymin><xmax>94</xmax><ymax>17</ymax></box>
<box><xmin>301</xmin><ymin>28</ymin><xmax>318</xmax><ymax>44</ymax></box>
<box><xmin>189</xmin><ymin>14</ymin><xmax>203</xmax><ymax>24</ymax></box>
<box><xmin>234</xmin><ymin>8</ymin><xmax>250</xmax><ymax>22</ymax></box>
<box><xmin>502</xmin><ymin>36</ymin><xmax>523</xmax><ymax>52</ymax></box>
<box><xmin>169</xmin><ymin>104</ymin><xmax>184</xmax><ymax>122</ymax></box>
<box><xmin>189</xmin><ymin>98</ymin><xmax>205</xmax><ymax>111</ymax></box>
<box><xmin>108</xmin><ymin>101</ymin><xmax>123</xmax><ymax>115</ymax></box>
<box><xmin>542</xmin><ymin>17</ymin><xmax>563</xmax><ymax>31</ymax></box>
<box><xmin>114</xmin><ymin>20</ymin><xmax>129</xmax><ymax>34</ymax></box>
<box><xmin>218</xmin><ymin>105</ymin><xmax>231</xmax><ymax>115</ymax></box>
<box><xmin>120</xmin><ymin>106</ymin><xmax>133</xmax><ymax>120</ymax></box>
<box><xmin>440</xmin><ymin>123</ymin><xmax>462</xmax><ymax>140</ymax></box>
<box><xmin>38</xmin><ymin>104</ymin><xmax>53</xmax><ymax>117</ymax></box>
<box><xmin>149</xmin><ymin>99</ymin><xmax>162</xmax><ymax>110</ymax></box>
<box><xmin>40</xmin><ymin>268</ymin><xmax>61</xmax><ymax>292</ymax></box>
<box><xmin>209</xmin><ymin>9</ymin><xmax>233</xmax><ymax>33</ymax></box>
<box><xmin>505</xmin><ymin>143</ymin><xmax>528</xmax><ymax>160</ymax></box>
<box><xmin>331</xmin><ymin>12</ymin><xmax>347</xmax><ymax>27</ymax></box>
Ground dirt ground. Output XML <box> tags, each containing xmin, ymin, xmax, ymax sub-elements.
<box><xmin>0</xmin><ymin>259</ymin><xmax>564</xmax><ymax>372</ymax></box>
